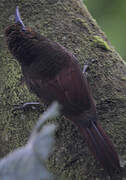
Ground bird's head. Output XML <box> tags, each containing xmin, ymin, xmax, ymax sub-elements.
<box><xmin>5</xmin><ymin>7</ymin><xmax>43</xmax><ymax>66</ymax></box>
<box><xmin>5</xmin><ymin>6</ymin><xmax>28</xmax><ymax>42</ymax></box>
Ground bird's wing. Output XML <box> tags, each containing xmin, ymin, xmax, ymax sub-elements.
<box><xmin>25</xmin><ymin>61</ymin><xmax>91</xmax><ymax>115</ymax></box>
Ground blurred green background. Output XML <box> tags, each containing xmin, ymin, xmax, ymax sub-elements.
<box><xmin>84</xmin><ymin>0</ymin><xmax>126</xmax><ymax>61</ymax></box>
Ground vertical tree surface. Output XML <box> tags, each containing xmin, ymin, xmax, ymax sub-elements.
<box><xmin>0</xmin><ymin>0</ymin><xmax>126</xmax><ymax>179</ymax></box>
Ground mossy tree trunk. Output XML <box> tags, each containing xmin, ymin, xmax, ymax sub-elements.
<box><xmin>0</xmin><ymin>0</ymin><xmax>126</xmax><ymax>179</ymax></box>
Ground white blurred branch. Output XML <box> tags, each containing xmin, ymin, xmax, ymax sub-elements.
<box><xmin>0</xmin><ymin>102</ymin><xmax>60</xmax><ymax>180</ymax></box>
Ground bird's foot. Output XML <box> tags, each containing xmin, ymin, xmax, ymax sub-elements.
<box><xmin>83</xmin><ymin>64</ymin><xmax>89</xmax><ymax>74</ymax></box>
<box><xmin>13</xmin><ymin>102</ymin><xmax>42</xmax><ymax>111</ymax></box>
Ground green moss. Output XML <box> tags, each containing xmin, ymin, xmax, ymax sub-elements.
<box><xmin>76</xmin><ymin>17</ymin><xmax>86</xmax><ymax>25</ymax></box>
<box><xmin>0</xmin><ymin>51</ymin><xmax>40</xmax><ymax>156</ymax></box>
<box><xmin>72</xmin><ymin>17</ymin><xmax>91</xmax><ymax>35</ymax></box>
<box><xmin>120</xmin><ymin>76</ymin><xmax>126</xmax><ymax>81</ymax></box>
<box><xmin>93</xmin><ymin>35</ymin><xmax>111</xmax><ymax>51</ymax></box>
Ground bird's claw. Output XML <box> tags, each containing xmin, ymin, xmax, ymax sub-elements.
<box><xmin>13</xmin><ymin>102</ymin><xmax>41</xmax><ymax>112</ymax></box>
<box><xmin>83</xmin><ymin>64</ymin><xmax>89</xmax><ymax>74</ymax></box>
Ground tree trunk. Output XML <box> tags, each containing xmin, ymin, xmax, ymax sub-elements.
<box><xmin>0</xmin><ymin>0</ymin><xmax>126</xmax><ymax>179</ymax></box>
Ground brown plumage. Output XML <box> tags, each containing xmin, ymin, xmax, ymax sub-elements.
<box><xmin>5</xmin><ymin>8</ymin><xmax>121</xmax><ymax>177</ymax></box>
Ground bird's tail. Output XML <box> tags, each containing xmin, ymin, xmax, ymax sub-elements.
<box><xmin>79</xmin><ymin>121</ymin><xmax>121</xmax><ymax>176</ymax></box>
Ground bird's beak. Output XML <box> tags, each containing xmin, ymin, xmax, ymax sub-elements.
<box><xmin>15</xmin><ymin>6</ymin><xmax>25</xmax><ymax>30</ymax></box>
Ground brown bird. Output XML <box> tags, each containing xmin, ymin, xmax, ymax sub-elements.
<box><xmin>5</xmin><ymin>7</ymin><xmax>121</xmax><ymax>177</ymax></box>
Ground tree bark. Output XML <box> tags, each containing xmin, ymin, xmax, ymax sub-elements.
<box><xmin>0</xmin><ymin>0</ymin><xmax>126</xmax><ymax>179</ymax></box>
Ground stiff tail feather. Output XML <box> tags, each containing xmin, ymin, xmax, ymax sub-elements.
<box><xmin>79</xmin><ymin>121</ymin><xmax>121</xmax><ymax>176</ymax></box>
